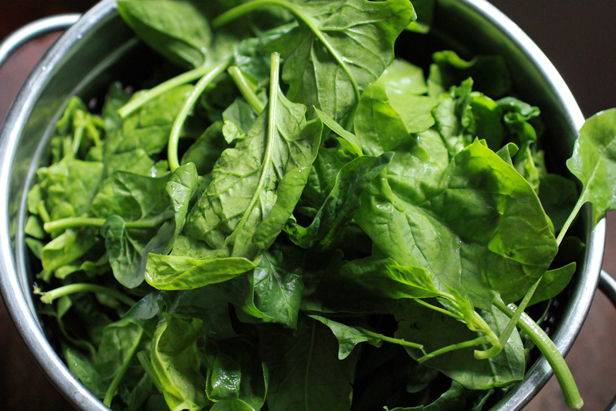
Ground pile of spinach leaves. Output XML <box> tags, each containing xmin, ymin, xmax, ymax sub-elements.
<box><xmin>26</xmin><ymin>0</ymin><xmax>616</xmax><ymax>410</ymax></box>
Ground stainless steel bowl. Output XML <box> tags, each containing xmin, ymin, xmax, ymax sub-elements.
<box><xmin>0</xmin><ymin>0</ymin><xmax>610</xmax><ymax>410</ymax></box>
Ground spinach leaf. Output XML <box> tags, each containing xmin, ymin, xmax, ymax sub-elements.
<box><xmin>356</xmin><ymin>140</ymin><xmax>557</xmax><ymax>309</ymax></box>
<box><xmin>428</xmin><ymin>51</ymin><xmax>512</xmax><ymax>99</ymax></box>
<box><xmin>41</xmin><ymin>228</ymin><xmax>100</xmax><ymax>271</ymax></box>
<box><xmin>205</xmin><ymin>338</ymin><xmax>268</xmax><ymax>410</ymax></box>
<box><xmin>36</xmin><ymin>157</ymin><xmax>104</xmax><ymax>221</ymax></box>
<box><xmin>287</xmin><ymin>153</ymin><xmax>393</xmax><ymax>251</ymax></box>
<box><xmin>309</xmin><ymin>315</ymin><xmax>383</xmax><ymax>360</ymax></box>
<box><xmin>260</xmin><ymin>317</ymin><xmax>358</xmax><ymax>411</ymax></box>
<box><xmin>145</xmin><ymin>254</ymin><xmax>257</xmax><ymax>290</ymax></box>
<box><xmin>102</xmin><ymin>216</ymin><xmax>173</xmax><ymax>288</ymax></box>
<box><xmin>165</xmin><ymin>162</ymin><xmax>200</xmax><ymax>253</ymax></box>
<box><xmin>117</xmin><ymin>0</ymin><xmax>212</xmax><ymax>68</ymax></box>
<box><xmin>355</xmin><ymin>82</ymin><xmax>437</xmax><ymax>155</ymax></box>
<box><xmin>184</xmin><ymin>54</ymin><xmax>322</xmax><ymax>260</ymax></box>
<box><xmin>566</xmin><ymin>108</ymin><xmax>616</xmax><ymax>226</ymax></box>
<box><xmin>147</xmin><ymin>315</ymin><xmax>209</xmax><ymax>411</ymax></box>
<box><xmin>182</xmin><ymin>122</ymin><xmax>231</xmax><ymax>176</ymax></box>
<box><xmin>240</xmin><ymin>244</ymin><xmax>304</xmax><ymax>329</ymax></box>
<box><xmin>215</xmin><ymin>0</ymin><xmax>415</xmax><ymax>124</ymax></box>
<box><xmin>222</xmin><ymin>98</ymin><xmax>259</xmax><ymax>143</ymax></box>
<box><xmin>117</xmin><ymin>84</ymin><xmax>194</xmax><ymax>156</ymax></box>
<box><xmin>528</xmin><ymin>262</ymin><xmax>577</xmax><ymax>307</ymax></box>
<box><xmin>395</xmin><ymin>301</ymin><xmax>525</xmax><ymax>390</ymax></box>
<box><xmin>377</xmin><ymin>58</ymin><xmax>429</xmax><ymax>96</ymax></box>
<box><xmin>405</xmin><ymin>0</ymin><xmax>435</xmax><ymax>34</ymax></box>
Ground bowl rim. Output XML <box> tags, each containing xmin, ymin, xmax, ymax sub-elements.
<box><xmin>0</xmin><ymin>0</ymin><xmax>605</xmax><ymax>410</ymax></box>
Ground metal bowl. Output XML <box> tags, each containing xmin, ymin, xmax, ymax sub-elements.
<box><xmin>0</xmin><ymin>0</ymin><xmax>606</xmax><ymax>410</ymax></box>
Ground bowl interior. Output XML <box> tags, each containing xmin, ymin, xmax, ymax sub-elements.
<box><xmin>0</xmin><ymin>1</ymin><xmax>604</xmax><ymax>410</ymax></box>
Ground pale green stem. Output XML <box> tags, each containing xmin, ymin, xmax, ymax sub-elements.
<box><xmin>228</xmin><ymin>66</ymin><xmax>265</xmax><ymax>114</ymax></box>
<box><xmin>168</xmin><ymin>61</ymin><xmax>230</xmax><ymax>172</ymax></box>
<box><xmin>104</xmin><ymin>330</ymin><xmax>143</xmax><ymax>407</ymax></box>
<box><xmin>556</xmin><ymin>195</ymin><xmax>585</xmax><ymax>246</ymax></box>
<box><xmin>357</xmin><ymin>328</ymin><xmax>426</xmax><ymax>355</ymax></box>
<box><xmin>228</xmin><ymin>53</ymin><xmax>281</xmax><ymax>238</ymax></box>
<box><xmin>415</xmin><ymin>298</ymin><xmax>460</xmax><ymax>320</ymax></box>
<box><xmin>118</xmin><ymin>65</ymin><xmax>213</xmax><ymax>118</ymax></box>
<box><xmin>418</xmin><ymin>336</ymin><xmax>490</xmax><ymax>364</ymax></box>
<box><xmin>471</xmin><ymin>310</ymin><xmax>503</xmax><ymax>360</ymax></box>
<box><xmin>36</xmin><ymin>283</ymin><xmax>137</xmax><ymax>306</ymax></box>
<box><xmin>498</xmin><ymin>277</ymin><xmax>541</xmax><ymax>349</ymax></box>
<box><xmin>494</xmin><ymin>298</ymin><xmax>583</xmax><ymax>409</ymax></box>
<box><xmin>43</xmin><ymin>217</ymin><xmax>157</xmax><ymax>233</ymax></box>
<box><xmin>37</xmin><ymin>202</ymin><xmax>51</xmax><ymax>224</ymax></box>
<box><xmin>71</xmin><ymin>124</ymin><xmax>84</xmax><ymax>156</ymax></box>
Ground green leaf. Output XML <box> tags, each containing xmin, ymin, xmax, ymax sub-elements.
<box><xmin>117</xmin><ymin>0</ymin><xmax>212</xmax><ymax>68</ymax></box>
<box><xmin>182</xmin><ymin>122</ymin><xmax>231</xmax><ymax>176</ymax></box>
<box><xmin>117</xmin><ymin>84</ymin><xmax>194</xmax><ymax>156</ymax></box>
<box><xmin>205</xmin><ymin>338</ymin><xmax>268</xmax><ymax>410</ymax></box>
<box><xmin>149</xmin><ymin>315</ymin><xmax>209</xmax><ymax>411</ymax></box>
<box><xmin>102</xmin><ymin>216</ymin><xmax>174</xmax><ymax>288</ymax></box>
<box><xmin>64</xmin><ymin>347</ymin><xmax>107</xmax><ymax>399</ymax></box>
<box><xmin>315</xmin><ymin>108</ymin><xmax>363</xmax><ymax>157</ymax></box>
<box><xmin>355</xmin><ymin>82</ymin><xmax>436</xmax><ymax>155</ymax></box>
<box><xmin>388</xmin><ymin>381</ymin><xmax>492</xmax><ymax>411</ymax></box>
<box><xmin>36</xmin><ymin>157</ymin><xmax>104</xmax><ymax>221</ymax></box>
<box><xmin>165</xmin><ymin>162</ymin><xmax>200</xmax><ymax>253</ymax></box>
<box><xmin>356</xmin><ymin>140</ymin><xmax>557</xmax><ymax>308</ymax></box>
<box><xmin>222</xmin><ymin>98</ymin><xmax>259</xmax><ymax>143</ymax></box>
<box><xmin>428</xmin><ymin>51</ymin><xmax>512</xmax><ymax>98</ymax></box>
<box><xmin>405</xmin><ymin>0</ymin><xmax>434</xmax><ymax>34</ymax></box>
<box><xmin>395</xmin><ymin>301</ymin><xmax>525</xmax><ymax>390</ymax></box>
<box><xmin>252</xmin><ymin>167</ymin><xmax>311</xmax><ymax>250</ymax></box>
<box><xmin>377</xmin><ymin>58</ymin><xmax>428</xmax><ymax>96</ymax></box>
<box><xmin>92</xmin><ymin>171</ymin><xmax>171</xmax><ymax>223</ymax></box>
<box><xmin>241</xmin><ymin>245</ymin><xmax>304</xmax><ymax>329</ymax></box>
<box><xmin>529</xmin><ymin>262</ymin><xmax>577</xmax><ymax>307</ymax></box>
<box><xmin>566</xmin><ymin>108</ymin><xmax>616</xmax><ymax>225</ymax></box>
<box><xmin>184</xmin><ymin>56</ymin><xmax>322</xmax><ymax>260</ymax></box>
<box><xmin>287</xmin><ymin>153</ymin><xmax>393</xmax><ymax>251</ymax></box>
<box><xmin>341</xmin><ymin>257</ymin><xmax>441</xmax><ymax>300</ymax></box>
<box><xmin>308</xmin><ymin>315</ymin><xmax>382</xmax><ymax>360</ymax></box>
<box><xmin>145</xmin><ymin>254</ymin><xmax>257</xmax><ymax>290</ymax></box>
<box><xmin>260</xmin><ymin>317</ymin><xmax>358</xmax><ymax>411</ymax></box>
<box><xmin>538</xmin><ymin>174</ymin><xmax>579</xmax><ymax>234</ymax></box>
<box><xmin>41</xmin><ymin>228</ymin><xmax>99</xmax><ymax>271</ymax></box>
<box><xmin>253</xmin><ymin>0</ymin><xmax>416</xmax><ymax>123</ymax></box>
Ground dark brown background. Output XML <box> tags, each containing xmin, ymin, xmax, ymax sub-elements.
<box><xmin>1</xmin><ymin>1</ymin><xmax>616</xmax><ymax>410</ymax></box>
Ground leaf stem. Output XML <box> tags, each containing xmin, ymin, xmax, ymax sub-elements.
<box><xmin>43</xmin><ymin>217</ymin><xmax>158</xmax><ymax>233</ymax></box>
<box><xmin>168</xmin><ymin>60</ymin><xmax>231</xmax><ymax>172</ymax></box>
<box><xmin>104</xmin><ymin>329</ymin><xmax>143</xmax><ymax>407</ymax></box>
<box><xmin>498</xmin><ymin>278</ymin><xmax>541</xmax><ymax>349</ymax></box>
<box><xmin>494</xmin><ymin>299</ymin><xmax>583</xmax><ymax>409</ymax></box>
<box><xmin>36</xmin><ymin>283</ymin><xmax>137</xmax><ymax>306</ymax></box>
<box><xmin>357</xmin><ymin>327</ymin><xmax>426</xmax><ymax>355</ymax></box>
<box><xmin>118</xmin><ymin>65</ymin><xmax>213</xmax><ymax>118</ymax></box>
<box><xmin>418</xmin><ymin>336</ymin><xmax>490</xmax><ymax>363</ymax></box>
<box><xmin>415</xmin><ymin>298</ymin><xmax>460</xmax><ymax>320</ymax></box>
<box><xmin>556</xmin><ymin>194</ymin><xmax>585</xmax><ymax>246</ymax></box>
<box><xmin>227</xmin><ymin>53</ymin><xmax>281</xmax><ymax>241</ymax></box>
<box><xmin>228</xmin><ymin>66</ymin><xmax>265</xmax><ymax>114</ymax></box>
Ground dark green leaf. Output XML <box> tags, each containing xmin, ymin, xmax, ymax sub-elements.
<box><xmin>356</xmin><ymin>140</ymin><xmax>557</xmax><ymax>308</ymax></box>
<box><xmin>278</xmin><ymin>0</ymin><xmax>415</xmax><ymax>123</ymax></box>
<box><xmin>287</xmin><ymin>153</ymin><xmax>393</xmax><ymax>251</ymax></box>
<box><xmin>117</xmin><ymin>0</ymin><xmax>212</xmax><ymax>68</ymax></box>
<box><xmin>395</xmin><ymin>301</ymin><xmax>525</xmax><ymax>390</ymax></box>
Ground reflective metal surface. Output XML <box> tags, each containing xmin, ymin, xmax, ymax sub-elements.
<box><xmin>0</xmin><ymin>1</ymin><xmax>603</xmax><ymax>410</ymax></box>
